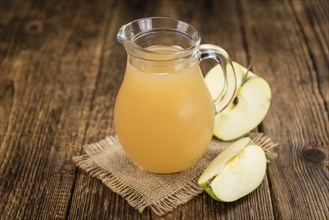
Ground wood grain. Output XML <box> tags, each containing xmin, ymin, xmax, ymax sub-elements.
<box><xmin>0</xmin><ymin>0</ymin><xmax>328</xmax><ymax>219</ymax></box>
<box><xmin>240</xmin><ymin>0</ymin><xmax>329</xmax><ymax>219</ymax></box>
<box><xmin>68</xmin><ymin>0</ymin><xmax>155</xmax><ymax>219</ymax></box>
<box><xmin>0</xmin><ymin>0</ymin><xmax>111</xmax><ymax>219</ymax></box>
<box><xmin>291</xmin><ymin>0</ymin><xmax>329</xmax><ymax>112</ymax></box>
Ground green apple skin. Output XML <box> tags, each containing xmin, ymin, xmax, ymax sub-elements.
<box><xmin>198</xmin><ymin>137</ymin><xmax>251</xmax><ymax>201</ymax></box>
<box><xmin>210</xmin><ymin>145</ymin><xmax>267</xmax><ymax>202</ymax></box>
<box><xmin>205</xmin><ymin>62</ymin><xmax>271</xmax><ymax>141</ymax></box>
<box><xmin>198</xmin><ymin>138</ymin><xmax>267</xmax><ymax>202</ymax></box>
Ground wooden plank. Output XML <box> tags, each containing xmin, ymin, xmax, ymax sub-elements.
<box><xmin>67</xmin><ymin>0</ymin><xmax>155</xmax><ymax>219</ymax></box>
<box><xmin>240</xmin><ymin>1</ymin><xmax>329</xmax><ymax>219</ymax></box>
<box><xmin>68</xmin><ymin>0</ymin><xmax>275</xmax><ymax>219</ymax></box>
<box><xmin>2</xmin><ymin>0</ymin><xmax>326</xmax><ymax>219</ymax></box>
<box><xmin>0</xmin><ymin>0</ymin><xmax>111</xmax><ymax>218</ymax></box>
<box><xmin>291</xmin><ymin>0</ymin><xmax>329</xmax><ymax>112</ymax></box>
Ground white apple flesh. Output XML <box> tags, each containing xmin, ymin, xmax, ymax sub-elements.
<box><xmin>205</xmin><ymin>62</ymin><xmax>271</xmax><ymax>141</ymax></box>
<box><xmin>198</xmin><ymin>137</ymin><xmax>267</xmax><ymax>202</ymax></box>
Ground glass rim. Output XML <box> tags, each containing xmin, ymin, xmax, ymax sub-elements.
<box><xmin>117</xmin><ymin>17</ymin><xmax>201</xmax><ymax>56</ymax></box>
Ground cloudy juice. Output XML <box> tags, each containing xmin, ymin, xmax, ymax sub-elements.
<box><xmin>114</xmin><ymin>45</ymin><xmax>215</xmax><ymax>173</ymax></box>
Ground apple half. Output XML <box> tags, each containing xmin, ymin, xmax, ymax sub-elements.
<box><xmin>205</xmin><ymin>61</ymin><xmax>271</xmax><ymax>141</ymax></box>
<box><xmin>198</xmin><ymin>137</ymin><xmax>267</xmax><ymax>202</ymax></box>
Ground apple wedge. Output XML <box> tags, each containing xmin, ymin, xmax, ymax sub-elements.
<box><xmin>205</xmin><ymin>61</ymin><xmax>271</xmax><ymax>141</ymax></box>
<box><xmin>198</xmin><ymin>137</ymin><xmax>267</xmax><ymax>202</ymax></box>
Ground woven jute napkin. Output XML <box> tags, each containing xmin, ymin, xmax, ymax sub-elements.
<box><xmin>73</xmin><ymin>133</ymin><xmax>277</xmax><ymax>216</ymax></box>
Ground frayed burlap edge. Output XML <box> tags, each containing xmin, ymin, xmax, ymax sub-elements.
<box><xmin>250</xmin><ymin>133</ymin><xmax>278</xmax><ymax>162</ymax></box>
<box><xmin>72</xmin><ymin>137</ymin><xmax>204</xmax><ymax>215</ymax></box>
<box><xmin>73</xmin><ymin>133</ymin><xmax>278</xmax><ymax>216</ymax></box>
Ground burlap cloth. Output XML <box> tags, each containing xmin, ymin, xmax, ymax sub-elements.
<box><xmin>73</xmin><ymin>133</ymin><xmax>277</xmax><ymax>216</ymax></box>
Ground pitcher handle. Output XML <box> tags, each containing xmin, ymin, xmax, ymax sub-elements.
<box><xmin>199</xmin><ymin>44</ymin><xmax>237</xmax><ymax>114</ymax></box>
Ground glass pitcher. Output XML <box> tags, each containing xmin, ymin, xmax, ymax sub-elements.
<box><xmin>114</xmin><ymin>17</ymin><xmax>236</xmax><ymax>173</ymax></box>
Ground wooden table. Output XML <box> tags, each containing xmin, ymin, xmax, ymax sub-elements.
<box><xmin>1</xmin><ymin>0</ymin><xmax>328</xmax><ymax>219</ymax></box>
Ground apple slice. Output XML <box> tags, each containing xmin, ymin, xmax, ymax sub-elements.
<box><xmin>205</xmin><ymin>62</ymin><xmax>271</xmax><ymax>141</ymax></box>
<box><xmin>198</xmin><ymin>137</ymin><xmax>267</xmax><ymax>202</ymax></box>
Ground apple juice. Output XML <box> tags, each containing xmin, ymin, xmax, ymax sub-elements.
<box><xmin>114</xmin><ymin>45</ymin><xmax>215</xmax><ymax>173</ymax></box>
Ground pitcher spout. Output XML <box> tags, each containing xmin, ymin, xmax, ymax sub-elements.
<box><xmin>116</xmin><ymin>25</ymin><xmax>127</xmax><ymax>44</ymax></box>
